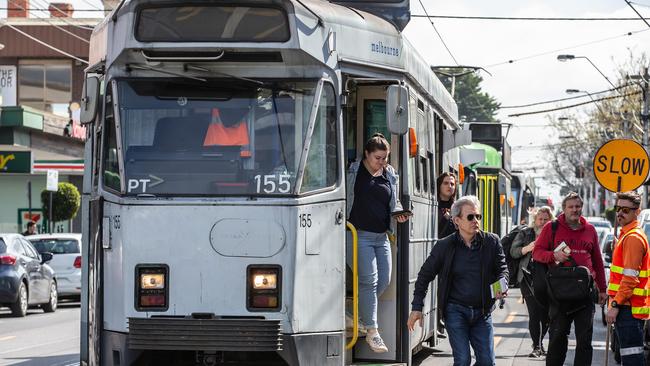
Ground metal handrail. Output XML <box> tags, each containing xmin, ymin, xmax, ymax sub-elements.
<box><xmin>345</xmin><ymin>222</ymin><xmax>359</xmax><ymax>350</ymax></box>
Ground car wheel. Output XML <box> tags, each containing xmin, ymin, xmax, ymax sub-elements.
<box><xmin>10</xmin><ymin>282</ymin><xmax>28</xmax><ymax>317</ymax></box>
<box><xmin>42</xmin><ymin>281</ymin><xmax>58</xmax><ymax>313</ymax></box>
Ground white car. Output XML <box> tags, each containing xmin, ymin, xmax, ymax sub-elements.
<box><xmin>28</xmin><ymin>234</ymin><xmax>81</xmax><ymax>299</ymax></box>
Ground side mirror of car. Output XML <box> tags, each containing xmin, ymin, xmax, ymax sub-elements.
<box><xmin>40</xmin><ymin>252</ymin><xmax>53</xmax><ymax>264</ymax></box>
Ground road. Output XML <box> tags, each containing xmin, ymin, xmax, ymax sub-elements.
<box><xmin>0</xmin><ymin>292</ymin><xmax>616</xmax><ymax>366</ymax></box>
<box><xmin>415</xmin><ymin>288</ymin><xmax>616</xmax><ymax>365</ymax></box>
<box><xmin>0</xmin><ymin>301</ymin><xmax>80</xmax><ymax>366</ymax></box>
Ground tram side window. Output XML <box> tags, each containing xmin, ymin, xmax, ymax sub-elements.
<box><xmin>301</xmin><ymin>84</ymin><xmax>338</xmax><ymax>193</ymax></box>
<box><xmin>102</xmin><ymin>93</ymin><xmax>121</xmax><ymax>192</ymax></box>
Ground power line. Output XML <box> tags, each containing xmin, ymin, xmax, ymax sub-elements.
<box><xmin>2</xmin><ymin>21</ymin><xmax>89</xmax><ymax>64</ymax></box>
<box><xmin>508</xmin><ymin>91</ymin><xmax>642</xmax><ymax>117</ymax></box>
<box><xmin>416</xmin><ymin>0</ymin><xmax>459</xmax><ymax>65</ymax></box>
<box><xmin>0</xmin><ymin>7</ymin><xmax>106</xmax><ymax>11</ymax></box>
<box><xmin>625</xmin><ymin>0</ymin><xmax>650</xmax><ymax>28</ymax></box>
<box><xmin>30</xmin><ymin>0</ymin><xmax>95</xmax><ymax>30</ymax></box>
<box><xmin>484</xmin><ymin>28</ymin><xmax>649</xmax><ymax>68</ymax></box>
<box><xmin>412</xmin><ymin>14</ymin><xmax>650</xmax><ymax>21</ymax></box>
<box><xmin>9</xmin><ymin>0</ymin><xmax>90</xmax><ymax>44</ymax></box>
<box><xmin>500</xmin><ymin>84</ymin><xmax>638</xmax><ymax>109</ymax></box>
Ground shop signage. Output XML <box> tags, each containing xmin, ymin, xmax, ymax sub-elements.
<box><xmin>0</xmin><ymin>151</ymin><xmax>31</xmax><ymax>173</ymax></box>
<box><xmin>0</xmin><ymin>65</ymin><xmax>17</xmax><ymax>106</ymax></box>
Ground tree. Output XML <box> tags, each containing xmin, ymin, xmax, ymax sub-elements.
<box><xmin>41</xmin><ymin>182</ymin><xmax>81</xmax><ymax>223</ymax></box>
<box><xmin>434</xmin><ymin>69</ymin><xmax>501</xmax><ymax>122</ymax></box>
<box><xmin>545</xmin><ymin>52</ymin><xmax>647</xmax><ymax>203</ymax></box>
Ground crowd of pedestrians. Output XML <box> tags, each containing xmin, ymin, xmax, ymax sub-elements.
<box><xmin>405</xmin><ymin>190</ymin><xmax>650</xmax><ymax>366</ymax></box>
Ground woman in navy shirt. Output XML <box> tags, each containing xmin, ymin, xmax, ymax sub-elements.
<box><xmin>346</xmin><ymin>133</ymin><xmax>410</xmax><ymax>353</ymax></box>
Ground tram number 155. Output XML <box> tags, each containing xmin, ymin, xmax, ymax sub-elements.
<box><xmin>254</xmin><ymin>174</ymin><xmax>291</xmax><ymax>194</ymax></box>
<box><xmin>299</xmin><ymin>214</ymin><xmax>312</xmax><ymax>228</ymax></box>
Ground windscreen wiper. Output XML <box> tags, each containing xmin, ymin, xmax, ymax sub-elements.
<box><xmin>184</xmin><ymin>64</ymin><xmax>306</xmax><ymax>94</ymax></box>
<box><xmin>127</xmin><ymin>64</ymin><xmax>206</xmax><ymax>82</ymax></box>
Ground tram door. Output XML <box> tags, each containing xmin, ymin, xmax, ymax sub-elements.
<box><xmin>477</xmin><ymin>175</ymin><xmax>498</xmax><ymax>234</ymax></box>
<box><xmin>344</xmin><ymin>85</ymin><xmax>402</xmax><ymax>361</ymax></box>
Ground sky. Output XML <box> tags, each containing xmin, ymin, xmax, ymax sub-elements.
<box><xmin>403</xmin><ymin>0</ymin><xmax>650</xmax><ymax>202</ymax></box>
<box><xmin>3</xmin><ymin>0</ymin><xmax>649</xmax><ymax>202</ymax></box>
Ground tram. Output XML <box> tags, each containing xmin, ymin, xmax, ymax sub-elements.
<box><xmin>77</xmin><ymin>0</ymin><xmax>465</xmax><ymax>365</ymax></box>
<box><xmin>511</xmin><ymin>172</ymin><xmax>536</xmax><ymax>226</ymax></box>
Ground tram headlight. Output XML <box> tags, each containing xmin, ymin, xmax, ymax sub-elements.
<box><xmin>247</xmin><ymin>265</ymin><xmax>281</xmax><ymax>311</ymax></box>
<box><xmin>135</xmin><ymin>264</ymin><xmax>169</xmax><ymax>311</ymax></box>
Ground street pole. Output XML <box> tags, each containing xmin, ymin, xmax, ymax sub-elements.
<box><xmin>642</xmin><ymin>67</ymin><xmax>649</xmax><ymax>207</ymax></box>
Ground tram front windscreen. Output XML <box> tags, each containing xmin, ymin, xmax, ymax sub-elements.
<box><xmin>113</xmin><ymin>79</ymin><xmax>337</xmax><ymax>196</ymax></box>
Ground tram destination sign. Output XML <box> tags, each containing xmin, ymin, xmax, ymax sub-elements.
<box><xmin>593</xmin><ymin>139</ymin><xmax>650</xmax><ymax>192</ymax></box>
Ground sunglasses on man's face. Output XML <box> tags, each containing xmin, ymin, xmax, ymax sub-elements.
<box><xmin>615</xmin><ymin>206</ymin><xmax>638</xmax><ymax>214</ymax></box>
<box><xmin>465</xmin><ymin>214</ymin><xmax>482</xmax><ymax>221</ymax></box>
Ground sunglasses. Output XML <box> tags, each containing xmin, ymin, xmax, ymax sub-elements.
<box><xmin>465</xmin><ymin>214</ymin><xmax>482</xmax><ymax>221</ymax></box>
<box><xmin>615</xmin><ymin>206</ymin><xmax>638</xmax><ymax>214</ymax></box>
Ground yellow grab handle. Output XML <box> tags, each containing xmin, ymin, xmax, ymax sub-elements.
<box><xmin>345</xmin><ymin>222</ymin><xmax>359</xmax><ymax>350</ymax></box>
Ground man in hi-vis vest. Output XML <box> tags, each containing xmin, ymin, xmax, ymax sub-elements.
<box><xmin>606</xmin><ymin>191</ymin><xmax>650</xmax><ymax>366</ymax></box>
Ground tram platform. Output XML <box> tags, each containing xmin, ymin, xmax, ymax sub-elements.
<box><xmin>415</xmin><ymin>288</ymin><xmax>617</xmax><ymax>366</ymax></box>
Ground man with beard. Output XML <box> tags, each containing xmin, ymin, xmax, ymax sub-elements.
<box><xmin>532</xmin><ymin>192</ymin><xmax>607</xmax><ymax>366</ymax></box>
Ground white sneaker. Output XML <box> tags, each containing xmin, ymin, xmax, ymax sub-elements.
<box><xmin>366</xmin><ymin>332</ymin><xmax>388</xmax><ymax>353</ymax></box>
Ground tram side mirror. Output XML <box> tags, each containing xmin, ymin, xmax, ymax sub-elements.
<box><xmin>387</xmin><ymin>85</ymin><xmax>409</xmax><ymax>135</ymax></box>
<box><xmin>497</xmin><ymin>175</ymin><xmax>507</xmax><ymax>195</ymax></box>
<box><xmin>80</xmin><ymin>76</ymin><xmax>100</xmax><ymax>125</ymax></box>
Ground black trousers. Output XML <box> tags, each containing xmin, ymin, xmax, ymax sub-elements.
<box><xmin>524</xmin><ymin>294</ymin><xmax>549</xmax><ymax>348</ymax></box>
<box><xmin>546</xmin><ymin>300</ymin><xmax>594</xmax><ymax>366</ymax></box>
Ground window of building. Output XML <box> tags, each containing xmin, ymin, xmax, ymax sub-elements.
<box><xmin>18</xmin><ymin>60</ymin><xmax>72</xmax><ymax>116</ymax></box>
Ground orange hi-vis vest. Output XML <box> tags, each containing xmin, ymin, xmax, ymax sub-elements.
<box><xmin>203</xmin><ymin>109</ymin><xmax>251</xmax><ymax>157</ymax></box>
<box><xmin>607</xmin><ymin>226</ymin><xmax>650</xmax><ymax>319</ymax></box>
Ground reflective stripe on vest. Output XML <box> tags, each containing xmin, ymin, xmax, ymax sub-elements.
<box><xmin>608</xmin><ymin>227</ymin><xmax>650</xmax><ymax>320</ymax></box>
<box><xmin>610</xmin><ymin>264</ymin><xmax>648</xmax><ymax>278</ymax></box>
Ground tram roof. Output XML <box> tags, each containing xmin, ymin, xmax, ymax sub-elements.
<box><xmin>90</xmin><ymin>0</ymin><xmax>457</xmax><ymax>124</ymax></box>
<box><xmin>461</xmin><ymin>142</ymin><xmax>502</xmax><ymax>170</ymax></box>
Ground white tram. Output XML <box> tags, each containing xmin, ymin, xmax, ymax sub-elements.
<box><xmin>79</xmin><ymin>0</ymin><xmax>465</xmax><ymax>365</ymax></box>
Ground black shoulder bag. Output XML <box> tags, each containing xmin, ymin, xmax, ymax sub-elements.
<box><xmin>543</xmin><ymin>222</ymin><xmax>593</xmax><ymax>302</ymax></box>
<box><xmin>529</xmin><ymin>221</ymin><xmax>558</xmax><ymax>307</ymax></box>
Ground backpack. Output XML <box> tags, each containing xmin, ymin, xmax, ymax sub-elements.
<box><xmin>501</xmin><ymin>224</ymin><xmax>527</xmax><ymax>287</ymax></box>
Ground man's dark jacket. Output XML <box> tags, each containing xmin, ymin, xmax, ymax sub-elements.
<box><xmin>411</xmin><ymin>230</ymin><xmax>509</xmax><ymax>320</ymax></box>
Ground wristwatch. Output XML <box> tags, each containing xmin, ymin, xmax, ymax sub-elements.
<box><xmin>611</xmin><ymin>301</ymin><xmax>619</xmax><ymax>309</ymax></box>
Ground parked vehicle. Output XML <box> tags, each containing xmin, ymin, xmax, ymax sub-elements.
<box><xmin>586</xmin><ymin>217</ymin><xmax>612</xmax><ymax>247</ymax></box>
<box><xmin>0</xmin><ymin>233</ymin><xmax>57</xmax><ymax>317</ymax></box>
<box><xmin>28</xmin><ymin>234</ymin><xmax>81</xmax><ymax>299</ymax></box>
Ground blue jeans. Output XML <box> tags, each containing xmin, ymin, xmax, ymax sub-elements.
<box><xmin>615</xmin><ymin>307</ymin><xmax>645</xmax><ymax>366</ymax></box>
<box><xmin>346</xmin><ymin>230</ymin><xmax>391</xmax><ymax>329</ymax></box>
<box><xmin>445</xmin><ymin>302</ymin><xmax>495</xmax><ymax>366</ymax></box>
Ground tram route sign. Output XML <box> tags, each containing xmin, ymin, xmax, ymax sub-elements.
<box><xmin>593</xmin><ymin>139</ymin><xmax>650</xmax><ymax>192</ymax></box>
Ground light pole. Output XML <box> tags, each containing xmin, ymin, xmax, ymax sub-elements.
<box><xmin>628</xmin><ymin>69</ymin><xmax>650</xmax><ymax>206</ymax></box>
<box><xmin>557</xmin><ymin>54</ymin><xmax>617</xmax><ymax>90</ymax></box>
<box><xmin>565</xmin><ymin>88</ymin><xmax>608</xmax><ymax>117</ymax></box>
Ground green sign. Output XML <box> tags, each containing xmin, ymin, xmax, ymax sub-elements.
<box><xmin>0</xmin><ymin>151</ymin><xmax>31</xmax><ymax>173</ymax></box>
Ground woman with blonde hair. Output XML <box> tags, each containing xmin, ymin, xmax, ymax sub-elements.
<box><xmin>511</xmin><ymin>206</ymin><xmax>554</xmax><ymax>358</ymax></box>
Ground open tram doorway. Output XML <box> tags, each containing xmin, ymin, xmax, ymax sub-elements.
<box><xmin>343</xmin><ymin>82</ymin><xmax>406</xmax><ymax>364</ymax></box>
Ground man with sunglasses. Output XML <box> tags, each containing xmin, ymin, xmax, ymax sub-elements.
<box><xmin>532</xmin><ymin>192</ymin><xmax>607</xmax><ymax>366</ymax></box>
<box><xmin>606</xmin><ymin>191</ymin><xmax>650</xmax><ymax>366</ymax></box>
<box><xmin>408</xmin><ymin>195</ymin><xmax>508</xmax><ymax>366</ymax></box>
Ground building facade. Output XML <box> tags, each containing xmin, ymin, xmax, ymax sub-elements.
<box><xmin>0</xmin><ymin>1</ymin><xmax>100</xmax><ymax>233</ymax></box>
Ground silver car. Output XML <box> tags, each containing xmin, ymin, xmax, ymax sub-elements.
<box><xmin>28</xmin><ymin>234</ymin><xmax>81</xmax><ymax>299</ymax></box>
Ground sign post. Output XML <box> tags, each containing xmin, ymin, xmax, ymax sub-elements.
<box><xmin>46</xmin><ymin>170</ymin><xmax>59</xmax><ymax>234</ymax></box>
<box><xmin>593</xmin><ymin>138</ymin><xmax>650</xmax><ymax>366</ymax></box>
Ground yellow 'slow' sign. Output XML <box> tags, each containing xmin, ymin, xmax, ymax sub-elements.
<box><xmin>593</xmin><ymin>139</ymin><xmax>650</xmax><ymax>192</ymax></box>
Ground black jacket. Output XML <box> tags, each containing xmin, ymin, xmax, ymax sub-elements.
<box><xmin>411</xmin><ymin>231</ymin><xmax>509</xmax><ymax>319</ymax></box>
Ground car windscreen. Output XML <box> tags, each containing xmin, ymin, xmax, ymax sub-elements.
<box><xmin>590</xmin><ymin>221</ymin><xmax>611</xmax><ymax>228</ymax></box>
<box><xmin>30</xmin><ymin>239</ymin><xmax>80</xmax><ymax>254</ymax></box>
<box><xmin>0</xmin><ymin>238</ymin><xmax>5</xmax><ymax>253</ymax></box>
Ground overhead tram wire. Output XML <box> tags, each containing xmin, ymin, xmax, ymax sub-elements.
<box><xmin>625</xmin><ymin>0</ymin><xmax>650</xmax><ymax>28</ymax></box>
<box><xmin>411</xmin><ymin>14</ymin><xmax>650</xmax><ymax>21</ymax></box>
<box><xmin>416</xmin><ymin>0</ymin><xmax>459</xmax><ymax>65</ymax></box>
<box><xmin>483</xmin><ymin>28</ymin><xmax>649</xmax><ymax>69</ymax></box>
<box><xmin>2</xmin><ymin>21</ymin><xmax>89</xmax><ymax>65</ymax></box>
<box><xmin>30</xmin><ymin>0</ymin><xmax>95</xmax><ymax>30</ymax></box>
<box><xmin>10</xmin><ymin>1</ymin><xmax>90</xmax><ymax>44</ymax></box>
<box><xmin>500</xmin><ymin>83</ymin><xmax>638</xmax><ymax>109</ymax></box>
<box><xmin>508</xmin><ymin>91</ymin><xmax>642</xmax><ymax>117</ymax></box>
